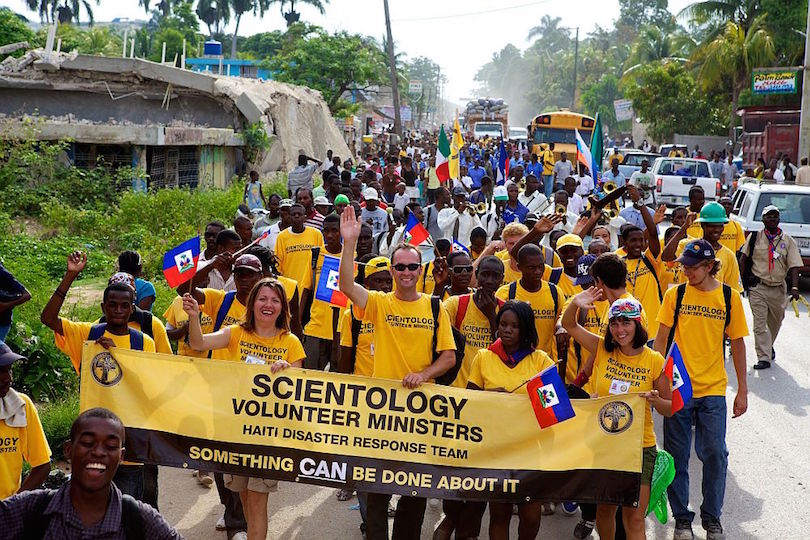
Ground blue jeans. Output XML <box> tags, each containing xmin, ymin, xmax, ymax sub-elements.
<box><xmin>664</xmin><ymin>395</ymin><xmax>728</xmax><ymax>523</ymax></box>
<box><xmin>543</xmin><ymin>174</ymin><xmax>554</xmax><ymax>198</ymax></box>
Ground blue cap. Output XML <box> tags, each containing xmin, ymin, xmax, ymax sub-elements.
<box><xmin>676</xmin><ymin>239</ymin><xmax>715</xmax><ymax>267</ymax></box>
<box><xmin>574</xmin><ymin>254</ymin><xmax>598</xmax><ymax>286</ymax></box>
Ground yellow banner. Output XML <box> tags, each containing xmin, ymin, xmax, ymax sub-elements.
<box><xmin>80</xmin><ymin>345</ymin><xmax>645</xmax><ymax>503</ymax></box>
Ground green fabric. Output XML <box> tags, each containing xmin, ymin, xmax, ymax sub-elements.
<box><xmin>646</xmin><ymin>449</ymin><xmax>676</xmax><ymax>523</ymax></box>
<box><xmin>589</xmin><ymin>112</ymin><xmax>603</xmax><ymax>177</ymax></box>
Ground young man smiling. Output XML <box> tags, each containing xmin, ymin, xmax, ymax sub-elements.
<box><xmin>0</xmin><ymin>408</ymin><xmax>182</xmax><ymax>539</ymax></box>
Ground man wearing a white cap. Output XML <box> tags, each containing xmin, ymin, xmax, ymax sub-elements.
<box><xmin>438</xmin><ymin>186</ymin><xmax>483</xmax><ymax>247</ymax></box>
<box><xmin>739</xmin><ymin>205</ymin><xmax>802</xmax><ymax>369</ymax></box>
<box><xmin>360</xmin><ymin>188</ymin><xmax>388</xmax><ymax>235</ymax></box>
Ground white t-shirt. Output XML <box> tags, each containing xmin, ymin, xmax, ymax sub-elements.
<box><xmin>773</xmin><ymin>168</ymin><xmax>785</xmax><ymax>184</ymax></box>
<box><xmin>567</xmin><ymin>193</ymin><xmax>585</xmax><ymax>216</ymax></box>
<box><xmin>575</xmin><ymin>174</ymin><xmax>594</xmax><ymax>196</ymax></box>
<box><xmin>518</xmin><ymin>190</ymin><xmax>548</xmax><ymax>214</ymax></box>
<box><xmin>453</xmin><ymin>176</ymin><xmax>473</xmax><ymax>191</ymax></box>
<box><xmin>629</xmin><ymin>170</ymin><xmax>655</xmax><ymax>204</ymax></box>
<box><xmin>393</xmin><ymin>193</ymin><xmax>410</xmax><ymax>212</ymax></box>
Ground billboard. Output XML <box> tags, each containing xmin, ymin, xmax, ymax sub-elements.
<box><xmin>752</xmin><ymin>69</ymin><xmax>798</xmax><ymax>95</ymax></box>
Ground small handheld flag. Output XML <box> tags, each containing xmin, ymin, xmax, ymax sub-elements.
<box><xmin>526</xmin><ymin>366</ymin><xmax>576</xmax><ymax>429</ymax></box>
<box><xmin>163</xmin><ymin>237</ymin><xmax>201</xmax><ymax>288</ymax></box>
<box><xmin>403</xmin><ymin>213</ymin><xmax>430</xmax><ymax>246</ymax></box>
<box><xmin>664</xmin><ymin>342</ymin><xmax>692</xmax><ymax>414</ymax></box>
<box><xmin>575</xmin><ymin>129</ymin><xmax>593</xmax><ymax>174</ymax></box>
<box><xmin>497</xmin><ymin>140</ymin><xmax>509</xmax><ymax>185</ymax></box>
<box><xmin>451</xmin><ymin>240</ymin><xmax>469</xmax><ymax>255</ymax></box>
<box><xmin>315</xmin><ymin>254</ymin><xmax>349</xmax><ymax>307</ymax></box>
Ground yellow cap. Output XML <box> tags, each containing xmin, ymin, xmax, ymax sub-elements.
<box><xmin>365</xmin><ymin>256</ymin><xmax>391</xmax><ymax>275</ymax></box>
<box><xmin>556</xmin><ymin>233</ymin><xmax>584</xmax><ymax>249</ymax></box>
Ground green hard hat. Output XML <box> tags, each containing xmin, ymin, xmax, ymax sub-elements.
<box><xmin>695</xmin><ymin>202</ymin><xmax>729</xmax><ymax>224</ymax></box>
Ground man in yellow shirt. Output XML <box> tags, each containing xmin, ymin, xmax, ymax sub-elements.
<box><xmin>274</xmin><ymin>202</ymin><xmax>325</xmax><ymax>294</ymax></box>
<box><xmin>496</xmin><ymin>244</ymin><xmax>563</xmax><ymax>358</ymax></box>
<box><xmin>338</xmin><ymin>206</ymin><xmax>456</xmax><ymax>540</ymax></box>
<box><xmin>0</xmin><ymin>343</ymin><xmax>51</xmax><ymax>500</ymax></box>
<box><xmin>303</xmin><ymin>214</ymin><xmax>343</xmax><ymax>370</ymax></box>
<box><xmin>718</xmin><ymin>197</ymin><xmax>745</xmax><ymax>252</ymax></box>
<box><xmin>540</xmin><ymin>142</ymin><xmax>556</xmax><ymax>199</ymax></box>
<box><xmin>654</xmin><ymin>239</ymin><xmax>749</xmax><ymax>540</ymax></box>
<box><xmin>684</xmin><ymin>186</ymin><xmax>706</xmax><ymax>239</ymax></box>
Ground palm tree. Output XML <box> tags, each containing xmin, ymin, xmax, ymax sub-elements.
<box><xmin>230</xmin><ymin>0</ymin><xmax>269</xmax><ymax>58</ymax></box>
<box><xmin>678</xmin><ymin>0</ymin><xmax>763</xmax><ymax>36</ymax></box>
<box><xmin>52</xmin><ymin>0</ymin><xmax>99</xmax><ymax>24</ymax></box>
<box><xmin>268</xmin><ymin>0</ymin><xmax>328</xmax><ymax>27</ymax></box>
<box><xmin>623</xmin><ymin>27</ymin><xmax>696</xmax><ymax>76</ymax></box>
<box><xmin>197</xmin><ymin>0</ymin><xmax>230</xmax><ymax>37</ymax></box>
<box><xmin>138</xmin><ymin>0</ymin><xmax>175</xmax><ymax>17</ymax></box>
<box><xmin>26</xmin><ymin>0</ymin><xmax>52</xmax><ymax>23</ymax></box>
<box><xmin>693</xmin><ymin>14</ymin><xmax>775</xmax><ymax>139</ymax></box>
<box><xmin>527</xmin><ymin>15</ymin><xmax>570</xmax><ymax>51</ymax></box>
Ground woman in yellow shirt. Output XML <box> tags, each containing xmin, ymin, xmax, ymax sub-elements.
<box><xmin>562</xmin><ymin>291</ymin><xmax>672</xmax><ymax>540</ymax></box>
<box><xmin>467</xmin><ymin>300</ymin><xmax>555</xmax><ymax>540</ymax></box>
<box><xmin>184</xmin><ymin>277</ymin><xmax>305</xmax><ymax>540</ymax></box>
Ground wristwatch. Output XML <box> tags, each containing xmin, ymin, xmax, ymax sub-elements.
<box><xmin>633</xmin><ymin>200</ymin><xmax>644</xmax><ymax>209</ymax></box>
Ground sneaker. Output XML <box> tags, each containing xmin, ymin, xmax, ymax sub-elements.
<box><xmin>703</xmin><ymin>518</ymin><xmax>725</xmax><ymax>540</ymax></box>
<box><xmin>673</xmin><ymin>519</ymin><xmax>694</xmax><ymax>540</ymax></box>
<box><xmin>541</xmin><ymin>502</ymin><xmax>556</xmax><ymax>515</ymax></box>
<box><xmin>753</xmin><ymin>360</ymin><xmax>771</xmax><ymax>370</ymax></box>
<box><xmin>215</xmin><ymin>514</ymin><xmax>226</xmax><ymax>531</ymax></box>
<box><xmin>573</xmin><ymin>518</ymin><xmax>594</xmax><ymax>539</ymax></box>
<box><xmin>196</xmin><ymin>470</ymin><xmax>213</xmax><ymax>488</ymax></box>
<box><xmin>230</xmin><ymin>532</ymin><xmax>248</xmax><ymax>540</ymax></box>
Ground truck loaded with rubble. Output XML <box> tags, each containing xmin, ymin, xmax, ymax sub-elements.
<box><xmin>462</xmin><ymin>98</ymin><xmax>508</xmax><ymax>139</ymax></box>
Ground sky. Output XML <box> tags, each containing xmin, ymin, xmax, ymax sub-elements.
<box><xmin>7</xmin><ymin>0</ymin><xmax>693</xmax><ymax>105</ymax></box>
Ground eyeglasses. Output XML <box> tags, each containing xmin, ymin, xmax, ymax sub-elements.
<box><xmin>451</xmin><ymin>265</ymin><xmax>474</xmax><ymax>274</ymax></box>
<box><xmin>392</xmin><ymin>263</ymin><xmax>421</xmax><ymax>272</ymax></box>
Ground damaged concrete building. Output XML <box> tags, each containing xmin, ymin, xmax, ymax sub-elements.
<box><xmin>0</xmin><ymin>49</ymin><xmax>350</xmax><ymax>189</ymax></box>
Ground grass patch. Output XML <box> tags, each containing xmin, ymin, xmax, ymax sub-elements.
<box><xmin>38</xmin><ymin>392</ymin><xmax>80</xmax><ymax>461</ymax></box>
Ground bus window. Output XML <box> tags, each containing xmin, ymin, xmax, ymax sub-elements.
<box><xmin>533</xmin><ymin>128</ymin><xmax>592</xmax><ymax>145</ymax></box>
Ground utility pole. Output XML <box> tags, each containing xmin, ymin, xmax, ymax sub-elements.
<box><xmin>383</xmin><ymin>0</ymin><xmax>402</xmax><ymax>137</ymax></box>
<box><xmin>798</xmin><ymin>1</ymin><xmax>810</xmax><ymax>160</ymax></box>
<box><xmin>571</xmin><ymin>26</ymin><xmax>579</xmax><ymax>110</ymax></box>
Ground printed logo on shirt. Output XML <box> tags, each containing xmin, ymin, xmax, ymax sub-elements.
<box><xmin>678</xmin><ymin>303</ymin><xmax>727</xmax><ymax>322</ymax></box>
<box><xmin>90</xmin><ymin>352</ymin><xmax>123</xmax><ymax>387</ymax></box>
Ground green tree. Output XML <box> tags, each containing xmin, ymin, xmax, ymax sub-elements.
<box><xmin>623</xmin><ymin>26</ymin><xmax>695</xmax><ymax>75</ymax></box>
<box><xmin>145</xmin><ymin>2</ymin><xmax>202</xmax><ymax>61</ymax></box>
<box><xmin>240</xmin><ymin>30</ymin><xmax>283</xmax><ymax>58</ymax></box>
<box><xmin>50</xmin><ymin>0</ymin><xmax>100</xmax><ymax>24</ymax></box>
<box><xmin>269</xmin><ymin>0</ymin><xmax>328</xmax><ymax>27</ymax></box>
<box><xmin>265</xmin><ymin>24</ymin><xmax>389</xmax><ymax>116</ymax></box>
<box><xmin>197</xmin><ymin>0</ymin><xmax>230</xmax><ymax>37</ymax></box>
<box><xmin>693</xmin><ymin>15</ymin><xmax>775</xmax><ymax>138</ymax></box>
<box><xmin>581</xmin><ymin>74</ymin><xmax>623</xmax><ymax>132</ymax></box>
<box><xmin>623</xmin><ymin>62</ymin><xmax>726</xmax><ymax>141</ymax></box>
<box><xmin>405</xmin><ymin>56</ymin><xmax>443</xmax><ymax>128</ymax></box>
<box><xmin>0</xmin><ymin>9</ymin><xmax>35</xmax><ymax>56</ymax></box>
<box><xmin>617</xmin><ymin>0</ymin><xmax>675</xmax><ymax>32</ymax></box>
<box><xmin>678</xmin><ymin>0</ymin><xmax>763</xmax><ymax>36</ymax></box>
<box><xmin>230</xmin><ymin>0</ymin><xmax>269</xmax><ymax>58</ymax></box>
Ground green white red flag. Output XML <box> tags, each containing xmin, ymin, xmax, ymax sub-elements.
<box><xmin>436</xmin><ymin>125</ymin><xmax>450</xmax><ymax>182</ymax></box>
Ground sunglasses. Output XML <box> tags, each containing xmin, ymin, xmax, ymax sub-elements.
<box><xmin>392</xmin><ymin>263</ymin><xmax>421</xmax><ymax>272</ymax></box>
<box><xmin>451</xmin><ymin>265</ymin><xmax>474</xmax><ymax>274</ymax></box>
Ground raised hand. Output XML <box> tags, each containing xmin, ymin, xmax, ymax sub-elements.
<box><xmin>535</xmin><ymin>214</ymin><xmax>562</xmax><ymax>234</ymax></box>
<box><xmin>340</xmin><ymin>205</ymin><xmax>362</xmax><ymax>244</ymax></box>
<box><xmin>684</xmin><ymin>212</ymin><xmax>698</xmax><ymax>229</ymax></box>
<box><xmin>182</xmin><ymin>293</ymin><xmax>200</xmax><ymax>317</ymax></box>
<box><xmin>653</xmin><ymin>204</ymin><xmax>667</xmax><ymax>224</ymax></box>
<box><xmin>572</xmin><ymin>287</ymin><xmax>602</xmax><ymax>310</ymax></box>
<box><xmin>66</xmin><ymin>251</ymin><xmax>87</xmax><ymax>275</ymax></box>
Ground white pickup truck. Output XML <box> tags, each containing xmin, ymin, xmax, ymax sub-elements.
<box><xmin>651</xmin><ymin>157</ymin><xmax>719</xmax><ymax>207</ymax></box>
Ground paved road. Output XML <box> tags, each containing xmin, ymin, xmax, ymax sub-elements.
<box><xmin>160</xmin><ymin>295</ymin><xmax>810</xmax><ymax>539</ymax></box>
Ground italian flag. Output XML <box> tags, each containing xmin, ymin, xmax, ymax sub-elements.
<box><xmin>436</xmin><ymin>125</ymin><xmax>450</xmax><ymax>182</ymax></box>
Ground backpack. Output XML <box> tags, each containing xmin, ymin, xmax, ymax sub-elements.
<box><xmin>348</xmin><ymin>307</ymin><xmax>363</xmax><ymax>374</ymax></box>
<box><xmin>453</xmin><ymin>293</ymin><xmax>505</xmax><ymax>330</ymax></box>
<box><xmin>665</xmin><ymin>283</ymin><xmax>732</xmax><ymax>352</ymax></box>
<box><xmin>24</xmin><ymin>490</ymin><xmax>146</xmax><ymax>539</ymax></box>
<box><xmin>430</xmin><ymin>296</ymin><xmax>466</xmax><ymax>386</ymax></box>
<box><xmin>207</xmin><ymin>291</ymin><xmax>237</xmax><ymax>359</ymax></box>
<box><xmin>87</xmin><ymin>324</ymin><xmax>144</xmax><ymax>351</ymax></box>
<box><xmin>99</xmin><ymin>307</ymin><xmax>153</xmax><ymax>339</ymax></box>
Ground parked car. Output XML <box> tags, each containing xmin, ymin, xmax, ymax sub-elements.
<box><xmin>652</xmin><ymin>157</ymin><xmax>719</xmax><ymax>207</ymax></box>
<box><xmin>730</xmin><ymin>182</ymin><xmax>810</xmax><ymax>271</ymax></box>
<box><xmin>618</xmin><ymin>152</ymin><xmax>660</xmax><ymax>179</ymax></box>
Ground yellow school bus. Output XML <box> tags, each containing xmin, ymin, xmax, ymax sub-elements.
<box><xmin>529</xmin><ymin>111</ymin><xmax>595</xmax><ymax>161</ymax></box>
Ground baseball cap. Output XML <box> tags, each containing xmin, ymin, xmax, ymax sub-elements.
<box><xmin>363</xmin><ymin>188</ymin><xmax>379</xmax><ymax>201</ymax></box>
<box><xmin>761</xmin><ymin>204</ymin><xmax>780</xmax><ymax>218</ymax></box>
<box><xmin>365</xmin><ymin>256</ymin><xmax>391</xmax><ymax>276</ymax></box>
<box><xmin>279</xmin><ymin>198</ymin><xmax>293</xmax><ymax>208</ymax></box>
<box><xmin>574</xmin><ymin>254</ymin><xmax>597</xmax><ymax>286</ymax></box>
<box><xmin>556</xmin><ymin>233</ymin><xmax>584</xmax><ymax>250</ymax></box>
<box><xmin>108</xmin><ymin>272</ymin><xmax>135</xmax><ymax>291</ymax></box>
<box><xmin>493</xmin><ymin>185</ymin><xmax>508</xmax><ymax>201</ymax></box>
<box><xmin>451</xmin><ymin>185</ymin><xmax>468</xmax><ymax>197</ymax></box>
<box><xmin>313</xmin><ymin>196</ymin><xmax>332</xmax><ymax>206</ymax></box>
<box><xmin>334</xmin><ymin>194</ymin><xmax>350</xmax><ymax>205</ymax></box>
<box><xmin>608</xmin><ymin>298</ymin><xmax>643</xmax><ymax>322</ymax></box>
<box><xmin>676</xmin><ymin>239</ymin><xmax>715</xmax><ymax>267</ymax></box>
<box><xmin>0</xmin><ymin>342</ymin><xmax>25</xmax><ymax>367</ymax></box>
<box><xmin>233</xmin><ymin>254</ymin><xmax>262</xmax><ymax>273</ymax></box>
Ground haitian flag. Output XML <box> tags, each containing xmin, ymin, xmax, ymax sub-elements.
<box><xmin>162</xmin><ymin>237</ymin><xmax>200</xmax><ymax>288</ymax></box>
<box><xmin>315</xmin><ymin>254</ymin><xmax>349</xmax><ymax>307</ymax></box>
<box><xmin>451</xmin><ymin>240</ymin><xmax>469</xmax><ymax>254</ymax></box>
<box><xmin>526</xmin><ymin>365</ymin><xmax>576</xmax><ymax>429</ymax></box>
<box><xmin>403</xmin><ymin>213</ymin><xmax>430</xmax><ymax>246</ymax></box>
<box><xmin>664</xmin><ymin>342</ymin><xmax>692</xmax><ymax>414</ymax></box>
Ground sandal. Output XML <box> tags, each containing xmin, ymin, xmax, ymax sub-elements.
<box><xmin>336</xmin><ymin>488</ymin><xmax>354</xmax><ymax>501</ymax></box>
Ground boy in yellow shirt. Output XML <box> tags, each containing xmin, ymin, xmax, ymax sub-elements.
<box><xmin>274</xmin><ymin>202</ymin><xmax>324</xmax><ymax>293</ymax></box>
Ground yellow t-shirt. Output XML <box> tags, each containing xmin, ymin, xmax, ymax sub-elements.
<box><xmin>624</xmin><ymin>250</ymin><xmax>662</xmax><ymax>337</ymax></box>
<box><xmin>554</xmin><ymin>272</ymin><xmax>583</xmax><ymax>300</ymax></box>
<box><xmin>92</xmin><ymin>315</ymin><xmax>172</xmax><ymax>355</ymax></box>
<box><xmin>163</xmin><ymin>296</ymin><xmax>214</xmax><ymax>357</ymax></box>
<box><xmin>614</xmin><ymin>246</ymin><xmax>627</xmax><ymax>258</ymax></box>
<box><xmin>674</xmin><ymin>240</ymin><xmax>742</xmax><ymax>292</ymax></box>
<box><xmin>720</xmin><ymin>220</ymin><xmax>745</xmax><ymax>252</ymax></box>
<box><xmin>559</xmin><ymin>297</ymin><xmax>609</xmax><ymax>384</ymax></box>
<box><xmin>304</xmin><ymin>250</ymin><xmax>343</xmax><ymax>340</ymax></box>
<box><xmin>685</xmin><ymin>221</ymin><xmax>702</xmax><ymax>240</ymax></box>
<box><xmin>200</xmin><ymin>289</ymin><xmax>246</xmax><ymax>361</ymax></box>
<box><xmin>657</xmin><ymin>283</ymin><xmax>748</xmax><ymax>397</ymax></box>
<box><xmin>443</xmin><ymin>294</ymin><xmax>496</xmax><ymax>388</ymax></box>
<box><xmin>496</xmin><ymin>280</ymin><xmax>562</xmax><ymax>358</ymax></box>
<box><xmin>277</xmin><ymin>275</ymin><xmax>299</xmax><ymax>305</ymax></box>
<box><xmin>54</xmin><ymin>319</ymin><xmax>156</xmax><ymax>373</ymax></box>
<box><xmin>0</xmin><ymin>392</ymin><xmax>51</xmax><ymax>499</ymax></box>
<box><xmin>417</xmin><ymin>261</ymin><xmax>437</xmax><ymax>295</ymax></box>
<box><xmin>541</xmin><ymin>149</ymin><xmax>555</xmax><ymax>175</ymax></box>
<box><xmin>496</xmin><ymin>249</ymin><xmax>561</xmax><ymax>286</ymax></box>
<box><xmin>598</xmin><ymin>292</ymin><xmax>649</xmax><ymax>336</ymax></box>
<box><xmin>274</xmin><ymin>226</ymin><xmax>324</xmax><ymax>291</ymax></box>
<box><xmin>356</xmin><ymin>291</ymin><xmax>456</xmax><ymax>382</ymax></box>
<box><xmin>225</xmin><ymin>325</ymin><xmax>305</xmax><ymax>364</ymax></box>
<box><xmin>467</xmin><ymin>349</ymin><xmax>555</xmax><ymax>394</ymax></box>
<box><xmin>584</xmin><ymin>339</ymin><xmax>664</xmax><ymax>448</ymax></box>
<box><xmin>338</xmin><ymin>306</ymin><xmax>375</xmax><ymax>377</ymax></box>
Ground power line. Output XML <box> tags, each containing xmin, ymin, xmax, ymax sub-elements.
<box><xmin>392</xmin><ymin>0</ymin><xmax>554</xmax><ymax>23</ymax></box>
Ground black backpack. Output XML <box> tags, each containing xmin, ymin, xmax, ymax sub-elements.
<box><xmin>665</xmin><ymin>283</ymin><xmax>732</xmax><ymax>351</ymax></box>
<box><xmin>430</xmin><ymin>296</ymin><xmax>466</xmax><ymax>386</ymax></box>
<box><xmin>24</xmin><ymin>490</ymin><xmax>145</xmax><ymax>539</ymax></box>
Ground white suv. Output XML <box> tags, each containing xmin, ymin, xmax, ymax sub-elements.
<box><xmin>730</xmin><ymin>182</ymin><xmax>810</xmax><ymax>270</ymax></box>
